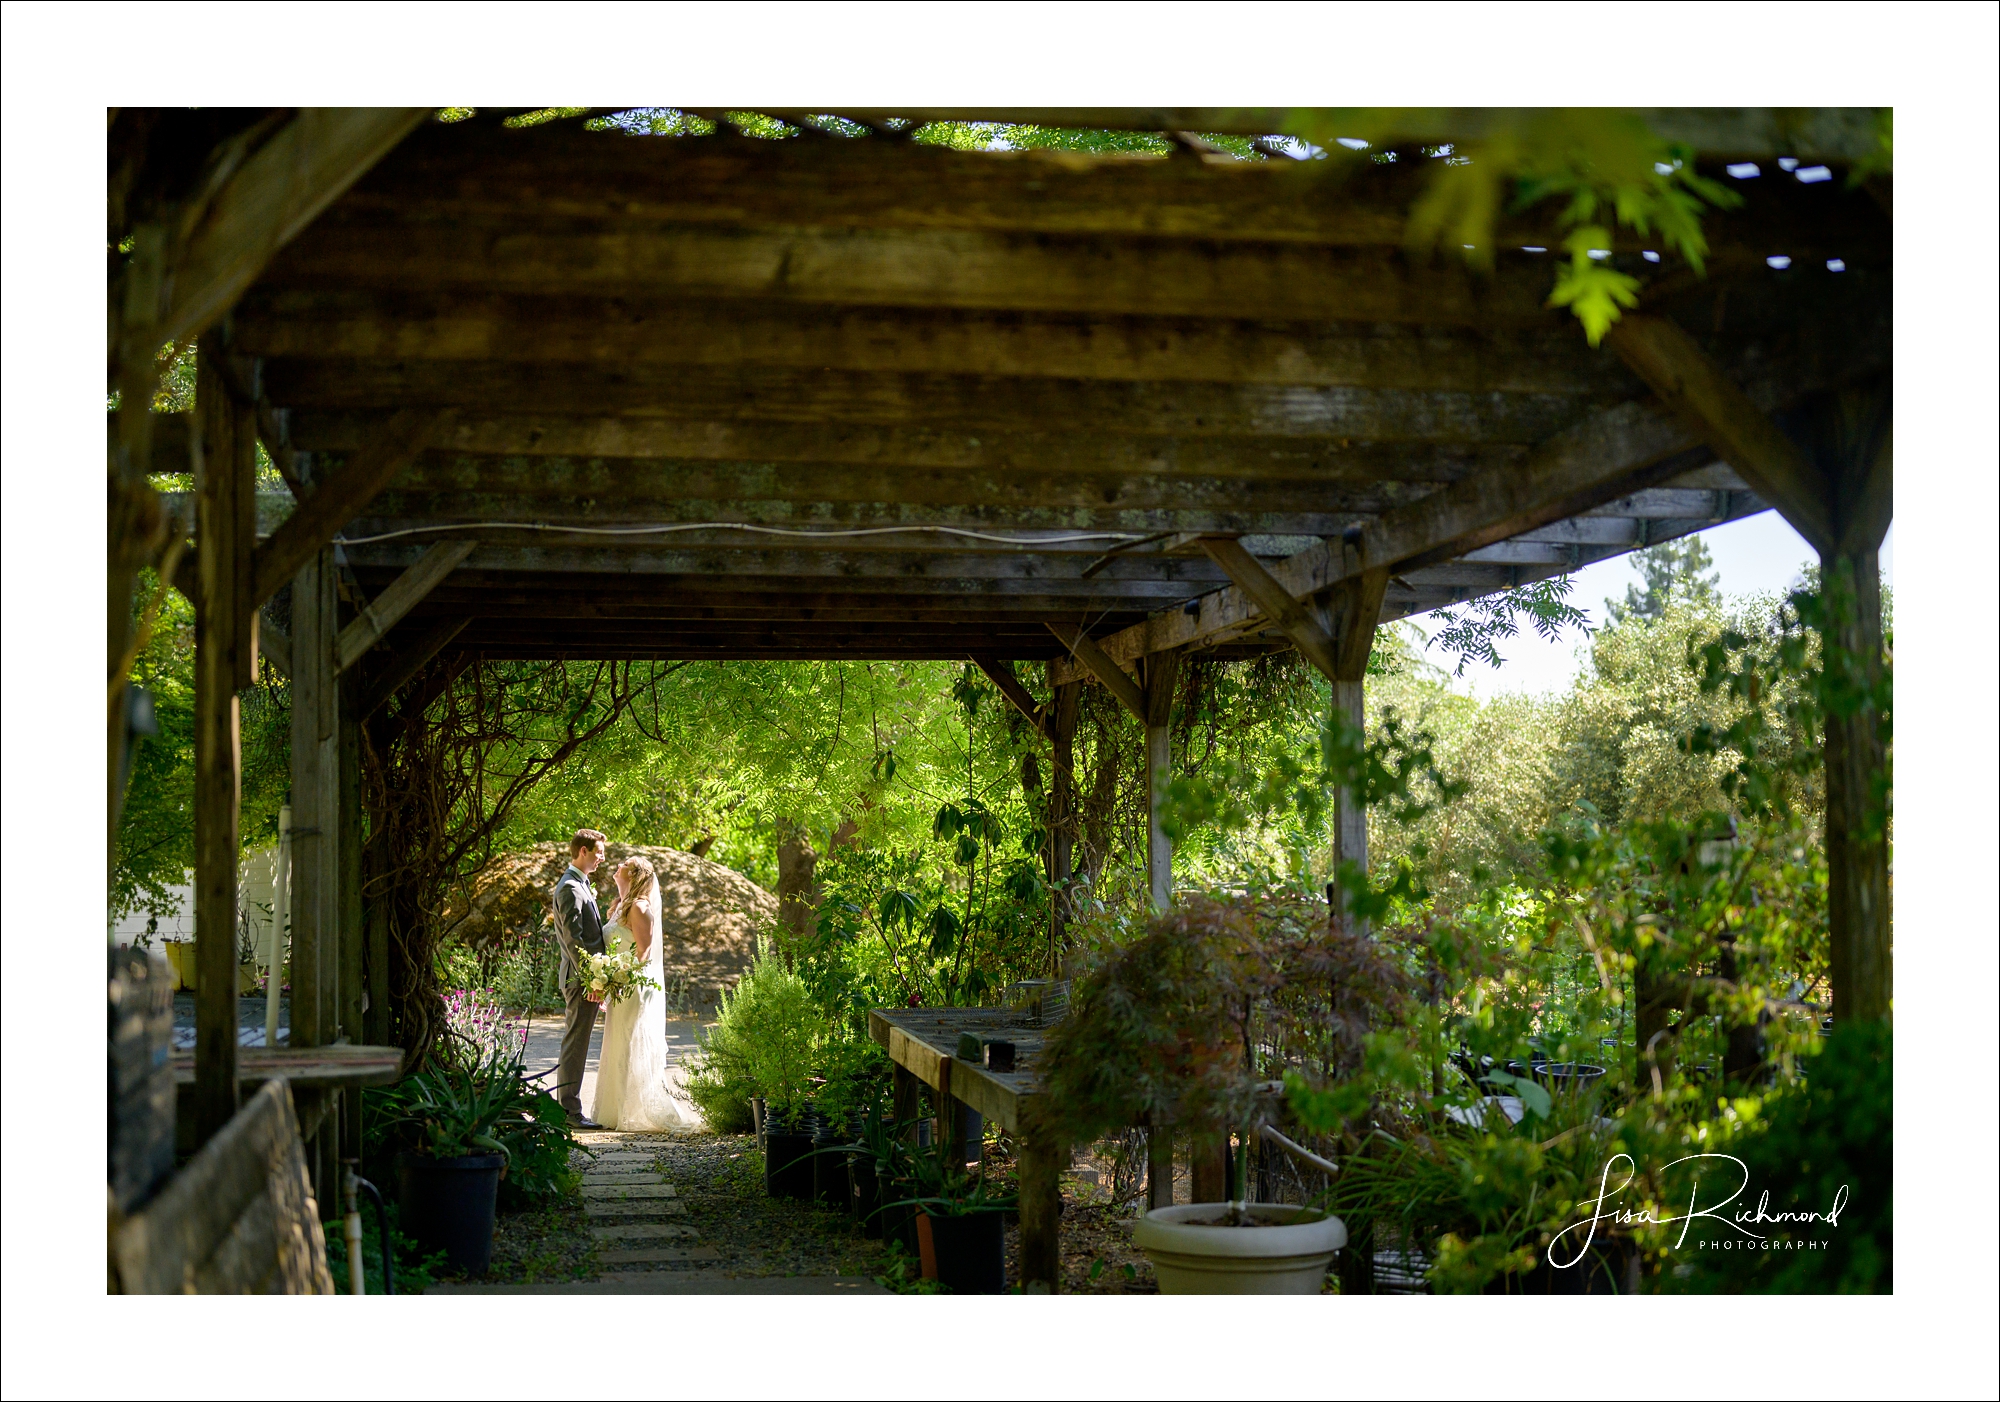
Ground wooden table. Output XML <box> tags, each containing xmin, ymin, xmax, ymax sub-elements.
<box><xmin>171</xmin><ymin>1045</ymin><xmax>405</xmax><ymax>1152</ymax></box>
<box><xmin>868</xmin><ymin>1007</ymin><xmax>1063</xmax><ymax>1293</ymax></box>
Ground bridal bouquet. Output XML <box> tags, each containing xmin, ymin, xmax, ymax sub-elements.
<box><xmin>579</xmin><ymin>949</ymin><xmax>660</xmax><ymax>1006</ymax></box>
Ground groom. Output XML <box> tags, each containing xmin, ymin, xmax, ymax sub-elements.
<box><xmin>551</xmin><ymin>828</ymin><xmax>610</xmax><ymax>1128</ymax></box>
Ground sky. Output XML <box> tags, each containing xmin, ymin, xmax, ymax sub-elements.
<box><xmin>1403</xmin><ymin>512</ymin><xmax>1897</xmax><ymax>700</ymax></box>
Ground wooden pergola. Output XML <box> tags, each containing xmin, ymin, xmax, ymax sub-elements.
<box><xmin>108</xmin><ymin>108</ymin><xmax>1891</xmax><ymax>1291</ymax></box>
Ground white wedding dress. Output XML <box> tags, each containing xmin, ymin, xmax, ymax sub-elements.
<box><xmin>588</xmin><ymin>897</ymin><xmax>702</xmax><ymax>1132</ymax></box>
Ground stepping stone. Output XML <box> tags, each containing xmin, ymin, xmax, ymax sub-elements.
<box><xmin>595</xmin><ymin>1246</ymin><xmax>722</xmax><ymax>1266</ymax></box>
<box><xmin>583</xmin><ymin>1199</ymin><xmax>686</xmax><ymax>1218</ymax></box>
<box><xmin>591</xmin><ymin>1223</ymin><xmax>698</xmax><ymax>1242</ymax></box>
<box><xmin>581</xmin><ymin>1173</ymin><xmax>669</xmax><ymax>1187</ymax></box>
<box><xmin>581</xmin><ymin>1183</ymin><xmax>676</xmax><ymax>1200</ymax></box>
<box><xmin>586</xmin><ymin>1154</ymin><xmax>661</xmax><ymax>1167</ymax></box>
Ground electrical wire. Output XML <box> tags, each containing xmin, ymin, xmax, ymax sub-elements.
<box><xmin>335</xmin><ymin>520</ymin><xmax>1150</xmax><ymax>548</ymax></box>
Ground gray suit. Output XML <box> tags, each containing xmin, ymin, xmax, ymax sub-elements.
<box><xmin>551</xmin><ymin>864</ymin><xmax>607</xmax><ymax>1116</ymax></box>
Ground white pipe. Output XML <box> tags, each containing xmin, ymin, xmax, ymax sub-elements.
<box><xmin>1257</xmin><ymin>1124</ymin><xmax>1339</xmax><ymax>1178</ymax></box>
<box><xmin>266</xmin><ymin>805</ymin><xmax>290</xmax><ymax>1048</ymax></box>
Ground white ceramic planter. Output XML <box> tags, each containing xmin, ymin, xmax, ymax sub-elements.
<box><xmin>1132</xmin><ymin>1203</ymin><xmax>1348</xmax><ymax>1294</ymax></box>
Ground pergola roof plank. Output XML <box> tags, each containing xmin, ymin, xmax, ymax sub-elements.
<box><xmin>221</xmin><ymin>113</ymin><xmax>1886</xmax><ymax>668</ymax></box>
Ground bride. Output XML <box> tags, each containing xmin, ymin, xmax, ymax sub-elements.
<box><xmin>589</xmin><ymin>855</ymin><xmax>701</xmax><ymax>1132</ymax></box>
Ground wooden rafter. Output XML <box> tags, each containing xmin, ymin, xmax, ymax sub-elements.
<box><xmin>1605</xmin><ymin>313</ymin><xmax>1836</xmax><ymax>554</ymax></box>
<box><xmin>356</xmin><ymin>618</ymin><xmax>471</xmax><ymax>719</ymax></box>
<box><xmin>1197</xmin><ymin>537</ymin><xmax>1341</xmax><ymax>682</ymax></box>
<box><xmin>251</xmin><ymin>407</ymin><xmax>452</xmax><ymax>606</ymax></box>
<box><xmin>334</xmin><ymin>540</ymin><xmax>475</xmax><ymax>672</ymax></box>
<box><xmin>140</xmin><ymin>108</ymin><xmax>430</xmax><ymax>356</ymax></box>
<box><xmin>1045</xmin><ymin>623</ymin><xmax>1147</xmax><ymax>719</ymax></box>
<box><xmin>1069</xmin><ymin>398</ymin><xmax>1703</xmax><ymax>673</ymax></box>
<box><xmin>972</xmin><ymin>657</ymin><xmax>1048</xmax><ymax>735</ymax></box>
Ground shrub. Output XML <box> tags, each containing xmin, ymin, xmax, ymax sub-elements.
<box><xmin>1669</xmin><ymin>1022</ymin><xmax>1891</xmax><ymax>1293</ymax></box>
<box><xmin>684</xmin><ymin>936</ymin><xmax>822</xmax><ymax>1129</ymax></box>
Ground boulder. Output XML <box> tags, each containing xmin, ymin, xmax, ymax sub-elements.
<box><xmin>444</xmin><ymin>842</ymin><xmax>777</xmax><ymax>1008</ymax></box>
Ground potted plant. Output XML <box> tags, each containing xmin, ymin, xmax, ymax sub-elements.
<box><xmin>369</xmin><ymin>1033</ymin><xmax>576</xmax><ymax>1275</ymax></box>
<box><xmin>1039</xmin><ymin>895</ymin><xmax>1415</xmax><ymax>1294</ymax></box>
<box><xmin>884</xmin><ymin>1129</ymin><xmax>1017</xmax><ymax>1294</ymax></box>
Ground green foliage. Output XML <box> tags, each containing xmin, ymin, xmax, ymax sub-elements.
<box><xmin>323</xmin><ymin>1197</ymin><xmax>450</xmax><ymax>1295</ymax></box>
<box><xmin>115</xmin><ymin>574</ymin><xmax>289</xmax><ymax>921</ymax></box>
<box><xmin>685</xmin><ymin>938</ymin><xmax>822</xmax><ymax>1120</ymax></box>
<box><xmin>1287</xmin><ymin>109</ymin><xmax>1748</xmax><ymax>340</ymax></box>
<box><xmin>1668</xmin><ymin>1024</ymin><xmax>1891</xmax><ymax>1293</ymax></box>
<box><xmin>1428</xmin><ymin>573</ymin><xmax>1592</xmax><ymax>676</ymax></box>
<box><xmin>1039</xmin><ymin>895</ymin><xmax>1416</xmax><ymax>1148</ymax></box>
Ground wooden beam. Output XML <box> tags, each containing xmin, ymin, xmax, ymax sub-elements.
<box><xmin>334</xmin><ymin>540</ymin><xmax>474</xmax><ymax>672</ymax></box>
<box><xmin>1197</xmin><ymin>537</ymin><xmax>1341</xmax><ymax>682</ymax></box>
<box><xmin>150</xmin><ymin>109</ymin><xmax>429</xmax><ymax>353</ymax></box>
<box><xmin>340</xmin><ymin>542</ymin><xmax>1230</xmax><ymax>590</ymax></box>
<box><xmin>251</xmin><ymin>407</ymin><xmax>451</xmax><ymax>606</ymax></box>
<box><xmin>294</xmin><ymin>408</ymin><xmax>1521</xmax><ymax>487</ymax></box>
<box><xmin>1332</xmin><ymin>567</ymin><xmax>1391</xmax><ymax>682</ymax></box>
<box><xmin>1605</xmin><ymin>314</ymin><xmax>1836</xmax><ymax>554</ymax></box>
<box><xmin>356</xmin><ymin>618</ymin><xmax>471</xmax><ymax>719</ymax></box>
<box><xmin>1077</xmin><ymin>399</ymin><xmax>1705</xmax><ymax>668</ymax></box>
<box><xmin>1837</xmin><ymin>422</ymin><xmax>1892</xmax><ymax>557</ymax></box>
<box><xmin>1045</xmin><ymin>623</ymin><xmax>1147</xmax><ymax>720</ymax></box>
<box><xmin>259</xmin><ymin>620</ymin><xmax>291</xmax><ymax>678</ymax></box>
<box><xmin>239</xmin><ymin>288</ymin><xmax>1631</xmax><ymax>396</ymax></box>
<box><xmin>269</xmin><ymin>219</ymin><xmax>1563</xmax><ymax>328</ymax></box>
<box><xmin>972</xmin><ymin>656</ymin><xmax>1046</xmax><ymax>735</ymax></box>
<box><xmin>263</xmin><ymin>357</ymin><xmax>1586</xmax><ymax>446</ymax></box>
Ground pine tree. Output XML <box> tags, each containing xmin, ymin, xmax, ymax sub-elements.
<box><xmin>1606</xmin><ymin>536</ymin><xmax>1720</xmax><ymax>624</ymax></box>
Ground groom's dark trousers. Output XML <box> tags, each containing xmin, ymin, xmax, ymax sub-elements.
<box><xmin>551</xmin><ymin>863</ymin><xmax>607</xmax><ymax>1117</ymax></box>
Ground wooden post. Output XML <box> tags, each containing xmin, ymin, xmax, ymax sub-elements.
<box><xmin>338</xmin><ymin>707</ymin><xmax>365</xmax><ymax>1167</ymax></box>
<box><xmin>1331</xmin><ymin>677</ymin><xmax>1367</xmax><ymax>898</ymax></box>
<box><xmin>1190</xmin><ymin>1135</ymin><xmax>1228</xmax><ymax>1205</ymax></box>
<box><xmin>192</xmin><ymin>349</ymin><xmax>255</xmax><ymax>1143</ymax></box>
<box><xmin>1017</xmin><ymin>1116</ymin><xmax>1063</xmax><ymax>1293</ymax></box>
<box><xmin>892</xmin><ymin>1063</ymin><xmax>922</xmax><ymax>1141</ymax></box>
<box><xmin>1046</xmin><ymin>673</ymin><xmax>1079</xmax><ymax>964</ymax></box>
<box><xmin>1142</xmin><ymin>653</ymin><xmax>1180</xmax><ymax>913</ymax></box>
<box><xmin>289</xmin><ymin>550</ymin><xmax>340</xmax><ymax>1051</ymax></box>
<box><xmin>1329</xmin><ymin>565</ymin><xmax>1386</xmax><ymax>934</ymax></box>
<box><xmin>1147</xmin><ymin>1121</ymin><xmax>1174</xmax><ymax>1210</ymax></box>
<box><xmin>1821</xmin><ymin>543</ymin><xmax>1890</xmax><ymax>1023</ymax></box>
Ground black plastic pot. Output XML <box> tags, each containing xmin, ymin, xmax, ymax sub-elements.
<box><xmin>763</xmin><ymin>1113</ymin><xmax>816</xmax><ymax>1201</ymax></box>
<box><xmin>882</xmin><ymin>1187</ymin><xmax>920</xmax><ymax>1256</ymax></box>
<box><xmin>1537</xmin><ymin>1062</ymin><xmax>1607</xmax><ymax>1094</ymax></box>
<box><xmin>811</xmin><ymin>1119</ymin><xmax>849</xmax><ymax>1209</ymax></box>
<box><xmin>1487</xmin><ymin>1238</ymin><xmax>1636</xmax><ymax>1294</ymax></box>
<box><xmin>395</xmin><ymin>1151</ymin><xmax>505</xmax><ymax>1275</ymax></box>
<box><xmin>849</xmin><ymin>1156</ymin><xmax>884</xmax><ymax>1238</ymax></box>
<box><xmin>923</xmin><ymin>1209</ymin><xmax>1006</xmax><ymax>1294</ymax></box>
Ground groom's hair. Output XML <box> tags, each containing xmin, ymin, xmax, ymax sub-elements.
<box><xmin>569</xmin><ymin>829</ymin><xmax>607</xmax><ymax>857</ymax></box>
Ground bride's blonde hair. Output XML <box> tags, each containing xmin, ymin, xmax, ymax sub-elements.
<box><xmin>612</xmin><ymin>855</ymin><xmax>658</xmax><ymax>925</ymax></box>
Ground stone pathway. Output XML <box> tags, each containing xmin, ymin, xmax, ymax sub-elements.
<box><xmin>434</xmin><ymin>1129</ymin><xmax>887</xmax><ymax>1295</ymax></box>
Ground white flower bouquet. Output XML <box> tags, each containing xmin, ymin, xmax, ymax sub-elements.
<box><xmin>578</xmin><ymin>948</ymin><xmax>660</xmax><ymax>1006</ymax></box>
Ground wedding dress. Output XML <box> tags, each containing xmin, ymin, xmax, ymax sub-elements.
<box><xmin>588</xmin><ymin>897</ymin><xmax>702</xmax><ymax>1132</ymax></box>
